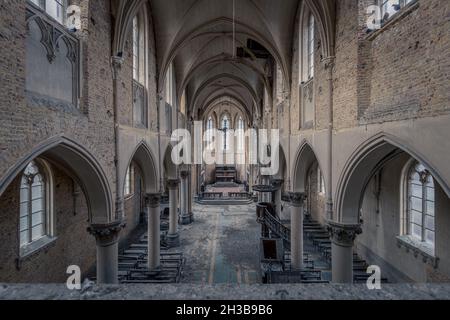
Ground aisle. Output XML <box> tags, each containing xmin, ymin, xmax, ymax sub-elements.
<box><xmin>176</xmin><ymin>203</ymin><xmax>261</xmax><ymax>284</ymax></box>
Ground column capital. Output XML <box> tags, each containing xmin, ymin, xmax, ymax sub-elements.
<box><xmin>180</xmin><ymin>170</ymin><xmax>190</xmax><ymax>179</ymax></box>
<box><xmin>271</xmin><ymin>179</ymin><xmax>284</xmax><ymax>190</ymax></box>
<box><xmin>322</xmin><ymin>56</ymin><xmax>335</xmax><ymax>69</ymax></box>
<box><xmin>110</xmin><ymin>55</ymin><xmax>124</xmax><ymax>79</ymax></box>
<box><xmin>145</xmin><ymin>193</ymin><xmax>162</xmax><ymax>208</ymax></box>
<box><xmin>88</xmin><ymin>220</ymin><xmax>125</xmax><ymax>246</ymax></box>
<box><xmin>166</xmin><ymin>179</ymin><xmax>180</xmax><ymax>189</ymax></box>
<box><xmin>327</xmin><ymin>221</ymin><xmax>362</xmax><ymax>247</ymax></box>
<box><xmin>289</xmin><ymin>192</ymin><xmax>306</xmax><ymax>206</ymax></box>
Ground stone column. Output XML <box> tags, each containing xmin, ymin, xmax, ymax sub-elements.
<box><xmin>324</xmin><ymin>57</ymin><xmax>335</xmax><ymax>221</ymax></box>
<box><xmin>272</xmin><ymin>179</ymin><xmax>284</xmax><ymax>218</ymax></box>
<box><xmin>145</xmin><ymin>193</ymin><xmax>161</xmax><ymax>271</ymax></box>
<box><xmin>188</xmin><ymin>174</ymin><xmax>193</xmax><ymax>219</ymax></box>
<box><xmin>260</xmin><ymin>175</ymin><xmax>269</xmax><ymax>203</ymax></box>
<box><xmin>328</xmin><ymin>221</ymin><xmax>362</xmax><ymax>283</ymax></box>
<box><xmin>180</xmin><ymin>170</ymin><xmax>193</xmax><ymax>225</ymax></box>
<box><xmin>166</xmin><ymin>179</ymin><xmax>180</xmax><ymax>247</ymax></box>
<box><xmin>289</xmin><ymin>192</ymin><xmax>306</xmax><ymax>270</ymax></box>
<box><xmin>88</xmin><ymin>220</ymin><xmax>125</xmax><ymax>284</ymax></box>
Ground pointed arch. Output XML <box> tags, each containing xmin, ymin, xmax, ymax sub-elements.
<box><xmin>336</xmin><ymin>133</ymin><xmax>450</xmax><ymax>224</ymax></box>
<box><xmin>0</xmin><ymin>136</ymin><xmax>113</xmax><ymax>224</ymax></box>
<box><xmin>293</xmin><ymin>140</ymin><xmax>324</xmax><ymax>193</ymax></box>
<box><xmin>125</xmin><ymin>141</ymin><xmax>159</xmax><ymax>195</ymax></box>
<box><xmin>162</xmin><ymin>143</ymin><xmax>177</xmax><ymax>180</ymax></box>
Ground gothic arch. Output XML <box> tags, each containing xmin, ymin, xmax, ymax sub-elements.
<box><xmin>125</xmin><ymin>141</ymin><xmax>159</xmax><ymax>195</ymax></box>
<box><xmin>162</xmin><ymin>143</ymin><xmax>177</xmax><ymax>180</ymax></box>
<box><xmin>0</xmin><ymin>136</ymin><xmax>113</xmax><ymax>224</ymax></box>
<box><xmin>302</xmin><ymin>0</ymin><xmax>336</xmax><ymax>60</ymax></box>
<box><xmin>293</xmin><ymin>140</ymin><xmax>324</xmax><ymax>193</ymax></box>
<box><xmin>335</xmin><ymin>133</ymin><xmax>450</xmax><ymax>224</ymax></box>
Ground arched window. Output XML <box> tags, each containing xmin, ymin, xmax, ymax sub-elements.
<box><xmin>299</xmin><ymin>9</ymin><xmax>316</xmax><ymax>129</ymax></box>
<box><xmin>221</xmin><ymin>115</ymin><xmax>230</xmax><ymax>151</ymax></box>
<box><xmin>132</xmin><ymin>13</ymin><xmax>147</xmax><ymax>127</ymax></box>
<box><xmin>206</xmin><ymin>116</ymin><xmax>214</xmax><ymax>141</ymax></box>
<box><xmin>318</xmin><ymin>167</ymin><xmax>325</xmax><ymax>195</ymax></box>
<box><xmin>180</xmin><ymin>90</ymin><xmax>187</xmax><ymax>116</ymax></box>
<box><xmin>165</xmin><ymin>63</ymin><xmax>174</xmax><ymax>106</ymax></box>
<box><xmin>20</xmin><ymin>160</ymin><xmax>53</xmax><ymax>250</ymax></box>
<box><xmin>405</xmin><ymin>161</ymin><xmax>435</xmax><ymax>248</ymax></box>
<box><xmin>132</xmin><ymin>16</ymin><xmax>141</xmax><ymax>82</ymax></box>
<box><xmin>236</xmin><ymin>116</ymin><xmax>245</xmax><ymax>151</ymax></box>
<box><xmin>381</xmin><ymin>0</ymin><xmax>414</xmax><ymax>23</ymax></box>
<box><xmin>307</xmin><ymin>14</ymin><xmax>315</xmax><ymax>80</ymax></box>
<box><xmin>124</xmin><ymin>164</ymin><xmax>134</xmax><ymax>196</ymax></box>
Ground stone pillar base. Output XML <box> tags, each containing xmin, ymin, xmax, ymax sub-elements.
<box><xmin>166</xmin><ymin>233</ymin><xmax>180</xmax><ymax>247</ymax></box>
<box><xmin>180</xmin><ymin>212</ymin><xmax>194</xmax><ymax>225</ymax></box>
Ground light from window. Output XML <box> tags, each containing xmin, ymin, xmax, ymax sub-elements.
<box><xmin>165</xmin><ymin>63</ymin><xmax>174</xmax><ymax>105</ymax></box>
<box><xmin>381</xmin><ymin>0</ymin><xmax>414</xmax><ymax>22</ymax></box>
<box><xmin>407</xmin><ymin>162</ymin><xmax>435</xmax><ymax>247</ymax></box>
<box><xmin>221</xmin><ymin>115</ymin><xmax>230</xmax><ymax>151</ymax></box>
<box><xmin>133</xmin><ymin>16</ymin><xmax>140</xmax><ymax>81</ymax></box>
<box><xmin>20</xmin><ymin>161</ymin><xmax>46</xmax><ymax>247</ymax></box>
<box><xmin>307</xmin><ymin>14</ymin><xmax>315</xmax><ymax>80</ymax></box>
<box><xmin>237</xmin><ymin>117</ymin><xmax>245</xmax><ymax>151</ymax></box>
<box><xmin>124</xmin><ymin>165</ymin><xmax>133</xmax><ymax>196</ymax></box>
<box><xmin>206</xmin><ymin>117</ymin><xmax>214</xmax><ymax>142</ymax></box>
<box><xmin>318</xmin><ymin>168</ymin><xmax>325</xmax><ymax>194</ymax></box>
<box><xmin>180</xmin><ymin>90</ymin><xmax>186</xmax><ymax>115</ymax></box>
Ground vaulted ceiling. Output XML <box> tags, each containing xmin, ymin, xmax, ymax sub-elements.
<box><xmin>112</xmin><ymin>0</ymin><xmax>336</xmax><ymax>121</ymax></box>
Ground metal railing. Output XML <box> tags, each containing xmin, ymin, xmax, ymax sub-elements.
<box><xmin>261</xmin><ymin>208</ymin><xmax>291</xmax><ymax>250</ymax></box>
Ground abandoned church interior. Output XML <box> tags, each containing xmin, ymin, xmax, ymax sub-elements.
<box><xmin>1</xmin><ymin>0</ymin><xmax>450</xmax><ymax>299</ymax></box>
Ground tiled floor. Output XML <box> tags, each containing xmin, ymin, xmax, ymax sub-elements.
<box><xmin>172</xmin><ymin>203</ymin><xmax>262</xmax><ymax>284</ymax></box>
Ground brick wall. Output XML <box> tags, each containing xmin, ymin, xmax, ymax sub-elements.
<box><xmin>0</xmin><ymin>165</ymin><xmax>95</xmax><ymax>283</ymax></box>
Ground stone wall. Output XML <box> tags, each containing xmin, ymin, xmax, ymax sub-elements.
<box><xmin>0</xmin><ymin>0</ymin><xmax>162</xmax><ymax>283</ymax></box>
<box><xmin>357</xmin><ymin>153</ymin><xmax>450</xmax><ymax>282</ymax></box>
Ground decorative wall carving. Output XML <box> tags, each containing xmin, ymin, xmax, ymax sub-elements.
<box><xmin>25</xmin><ymin>4</ymin><xmax>80</xmax><ymax>107</ymax></box>
<box><xmin>327</xmin><ymin>221</ymin><xmax>362</xmax><ymax>247</ymax></box>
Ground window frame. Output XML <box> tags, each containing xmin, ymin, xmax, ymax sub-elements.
<box><xmin>236</xmin><ymin>116</ymin><xmax>245</xmax><ymax>152</ymax></box>
<box><xmin>19</xmin><ymin>159</ymin><xmax>55</xmax><ymax>258</ymax></box>
<box><xmin>379</xmin><ymin>0</ymin><xmax>416</xmax><ymax>24</ymax></box>
<box><xmin>400</xmin><ymin>158</ymin><xmax>435</xmax><ymax>256</ymax></box>
<box><xmin>28</xmin><ymin>0</ymin><xmax>68</xmax><ymax>26</ymax></box>
<box><xmin>299</xmin><ymin>8</ymin><xmax>316</xmax><ymax>130</ymax></box>
<box><xmin>124</xmin><ymin>164</ymin><xmax>134</xmax><ymax>197</ymax></box>
<box><xmin>307</xmin><ymin>14</ymin><xmax>315</xmax><ymax>81</ymax></box>
<box><xmin>132</xmin><ymin>12</ymin><xmax>149</xmax><ymax>128</ymax></box>
<box><xmin>317</xmin><ymin>167</ymin><xmax>325</xmax><ymax>195</ymax></box>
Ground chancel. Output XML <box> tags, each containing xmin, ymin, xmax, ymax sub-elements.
<box><xmin>1</xmin><ymin>0</ymin><xmax>450</xmax><ymax>300</ymax></box>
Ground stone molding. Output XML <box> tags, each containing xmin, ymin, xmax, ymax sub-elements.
<box><xmin>327</xmin><ymin>221</ymin><xmax>361</xmax><ymax>247</ymax></box>
<box><xmin>88</xmin><ymin>220</ymin><xmax>125</xmax><ymax>247</ymax></box>
<box><xmin>271</xmin><ymin>179</ymin><xmax>284</xmax><ymax>190</ymax></box>
<box><xmin>145</xmin><ymin>193</ymin><xmax>162</xmax><ymax>208</ymax></box>
<box><xmin>180</xmin><ymin>170</ymin><xmax>190</xmax><ymax>179</ymax></box>
<box><xmin>289</xmin><ymin>192</ymin><xmax>306</xmax><ymax>206</ymax></box>
<box><xmin>166</xmin><ymin>179</ymin><xmax>180</xmax><ymax>189</ymax></box>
